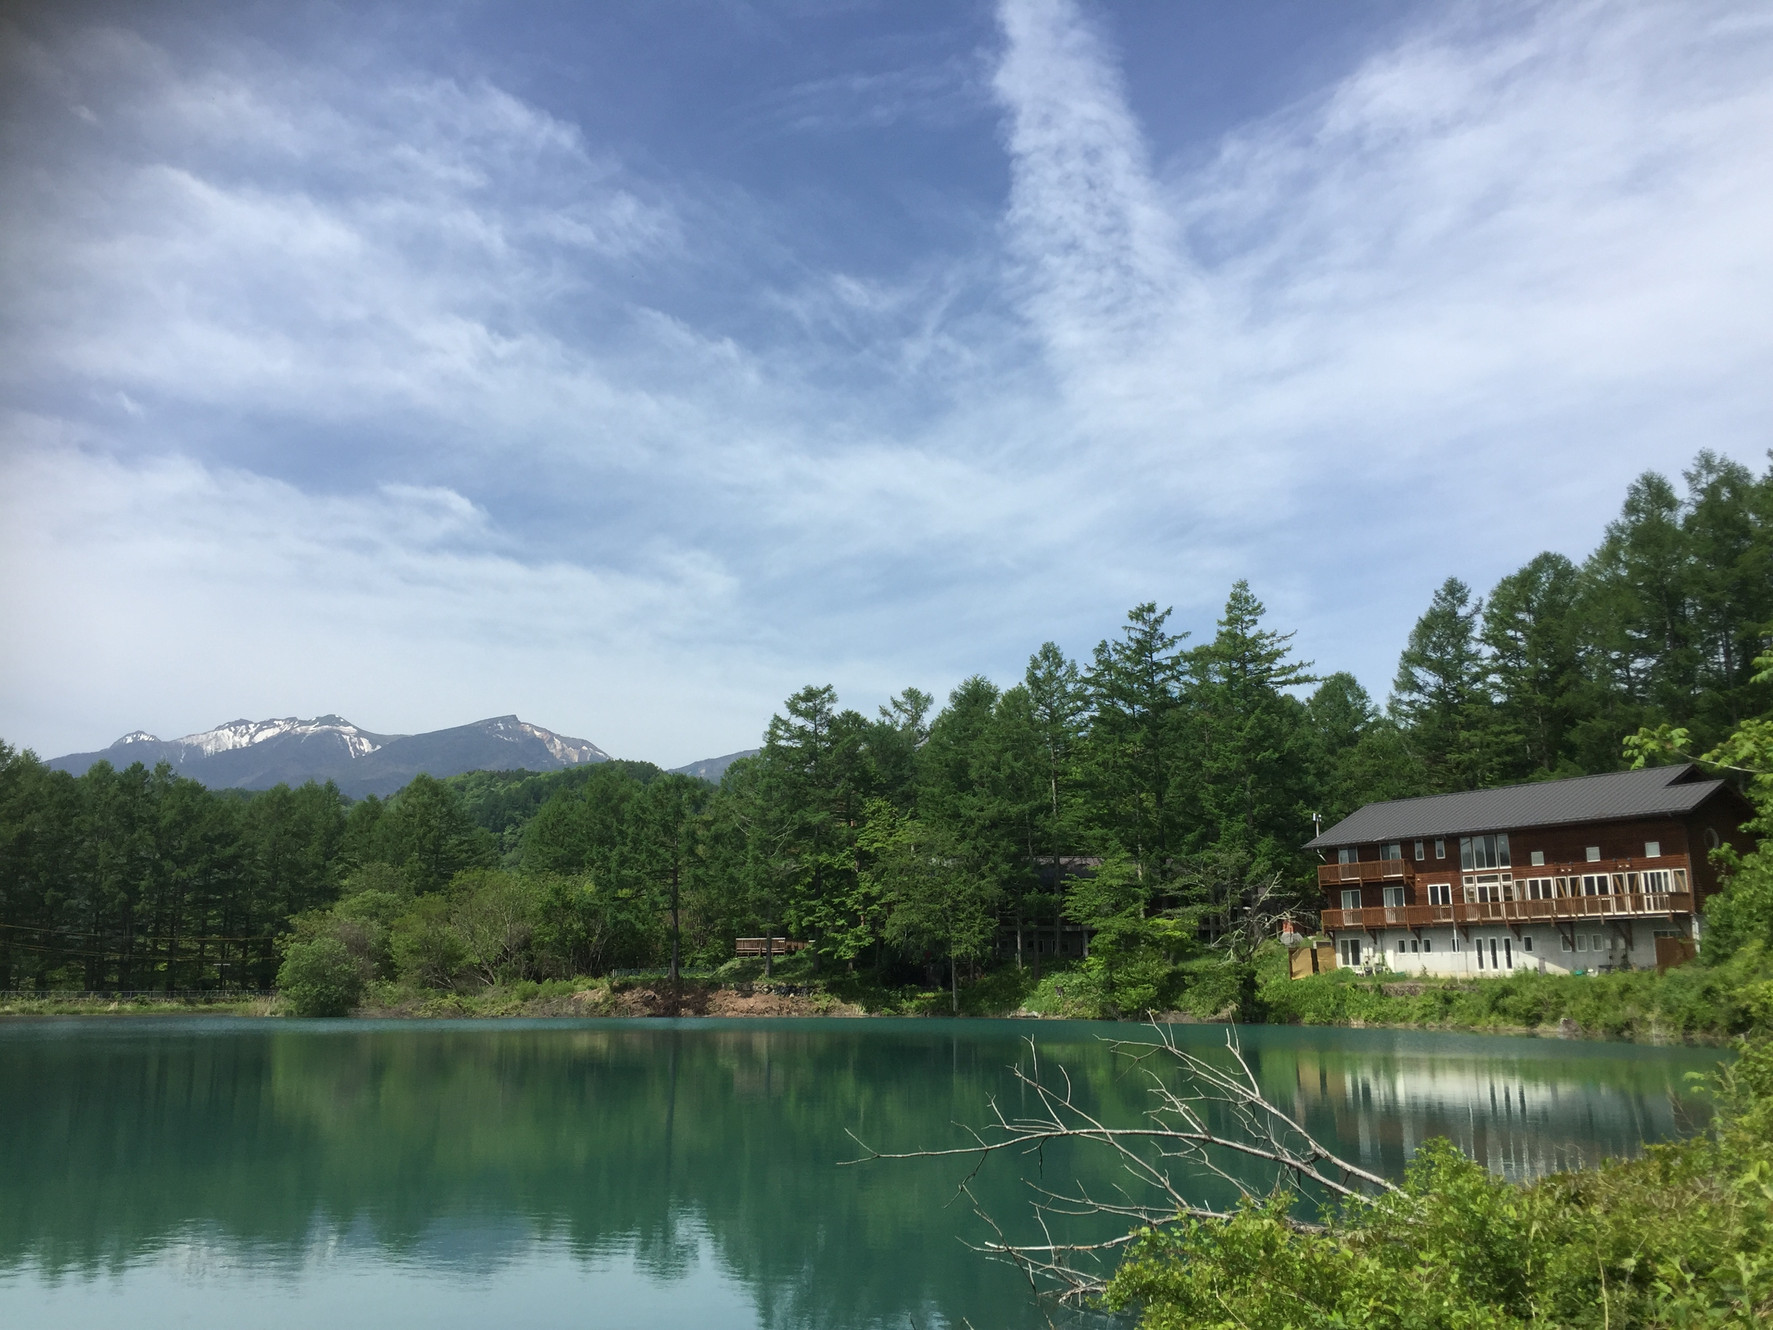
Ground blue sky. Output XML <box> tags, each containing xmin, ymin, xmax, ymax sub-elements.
<box><xmin>3</xmin><ymin>0</ymin><xmax>1771</xmax><ymax>766</ymax></box>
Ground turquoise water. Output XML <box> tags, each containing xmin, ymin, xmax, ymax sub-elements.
<box><xmin>0</xmin><ymin>1018</ymin><xmax>1723</xmax><ymax>1329</ymax></box>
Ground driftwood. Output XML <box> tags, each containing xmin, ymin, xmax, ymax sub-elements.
<box><xmin>847</xmin><ymin>1026</ymin><xmax>1398</xmax><ymax>1309</ymax></box>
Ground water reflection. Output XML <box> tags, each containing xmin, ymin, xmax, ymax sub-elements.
<box><xmin>0</xmin><ymin>1019</ymin><xmax>1721</xmax><ymax>1330</ymax></box>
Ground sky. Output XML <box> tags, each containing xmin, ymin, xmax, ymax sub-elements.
<box><xmin>2</xmin><ymin>0</ymin><xmax>1771</xmax><ymax>768</ymax></box>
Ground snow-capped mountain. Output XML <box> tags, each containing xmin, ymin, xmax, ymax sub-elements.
<box><xmin>48</xmin><ymin>715</ymin><xmax>611</xmax><ymax>797</ymax></box>
<box><xmin>172</xmin><ymin>715</ymin><xmax>386</xmax><ymax>760</ymax></box>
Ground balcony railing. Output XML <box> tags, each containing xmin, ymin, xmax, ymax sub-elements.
<box><xmin>1320</xmin><ymin>852</ymin><xmax>1688</xmax><ymax>899</ymax></box>
<box><xmin>1317</xmin><ymin>859</ymin><xmax>1414</xmax><ymax>887</ymax></box>
<box><xmin>1322</xmin><ymin>892</ymin><xmax>1694</xmax><ymax>932</ymax></box>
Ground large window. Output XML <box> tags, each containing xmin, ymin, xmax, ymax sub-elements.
<box><xmin>1426</xmin><ymin>882</ymin><xmax>1453</xmax><ymax>905</ymax></box>
<box><xmin>1460</xmin><ymin>834</ymin><xmax>1511</xmax><ymax>870</ymax></box>
<box><xmin>1341</xmin><ymin>889</ymin><xmax>1361</xmax><ymax>912</ymax></box>
<box><xmin>1337</xmin><ymin>847</ymin><xmax>1359</xmax><ymax>865</ymax></box>
<box><xmin>1379</xmin><ymin>842</ymin><xmax>1403</xmax><ymax>861</ymax></box>
<box><xmin>1383</xmin><ymin>886</ymin><xmax>1407</xmax><ymax>908</ymax></box>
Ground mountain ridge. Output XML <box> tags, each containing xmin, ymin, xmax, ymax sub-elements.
<box><xmin>48</xmin><ymin>714</ymin><xmax>612</xmax><ymax>798</ymax></box>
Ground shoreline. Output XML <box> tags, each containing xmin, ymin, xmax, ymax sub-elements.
<box><xmin>0</xmin><ymin>982</ymin><xmax>1737</xmax><ymax>1045</ymax></box>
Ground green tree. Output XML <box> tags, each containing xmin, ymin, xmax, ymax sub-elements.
<box><xmin>631</xmin><ymin>774</ymin><xmax>710</xmax><ymax>982</ymax></box>
<box><xmin>1086</xmin><ymin>603</ymin><xmax>1189</xmax><ymax>880</ymax></box>
<box><xmin>863</xmin><ymin>801</ymin><xmax>999</xmax><ymax>1012</ymax></box>
<box><xmin>276</xmin><ymin>935</ymin><xmax>365</xmax><ymax>1016</ymax></box>
<box><xmin>757</xmin><ymin>685</ymin><xmax>871</xmax><ymax>972</ymax></box>
<box><xmin>362</xmin><ymin>774</ymin><xmax>486</xmax><ymax>895</ymax></box>
<box><xmin>1482</xmin><ymin>551</ymin><xmax>1587</xmax><ymax>780</ymax></box>
<box><xmin>1186</xmin><ymin>581</ymin><xmax>1317</xmax><ymax>876</ymax></box>
<box><xmin>1390</xmin><ymin>577</ymin><xmax>1497</xmax><ymax>791</ymax></box>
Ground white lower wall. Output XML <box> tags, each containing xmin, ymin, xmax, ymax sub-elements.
<box><xmin>1330</xmin><ymin>922</ymin><xmax>1675</xmax><ymax>977</ymax></box>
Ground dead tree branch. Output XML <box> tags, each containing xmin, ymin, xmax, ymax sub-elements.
<box><xmin>848</xmin><ymin>1026</ymin><xmax>1396</xmax><ymax>1307</ymax></box>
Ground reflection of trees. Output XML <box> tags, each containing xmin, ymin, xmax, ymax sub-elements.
<box><xmin>0</xmin><ymin>1022</ymin><xmax>1718</xmax><ymax>1329</ymax></box>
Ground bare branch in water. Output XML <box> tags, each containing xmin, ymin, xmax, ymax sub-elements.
<box><xmin>849</xmin><ymin>1025</ymin><xmax>1394</xmax><ymax>1306</ymax></box>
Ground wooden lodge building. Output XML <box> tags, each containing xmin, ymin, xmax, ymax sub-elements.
<box><xmin>1304</xmin><ymin>765</ymin><xmax>1756</xmax><ymax>976</ymax></box>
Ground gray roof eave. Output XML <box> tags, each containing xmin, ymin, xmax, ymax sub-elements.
<box><xmin>1304</xmin><ymin>765</ymin><xmax>1740</xmax><ymax>849</ymax></box>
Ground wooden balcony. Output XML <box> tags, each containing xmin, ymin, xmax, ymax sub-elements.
<box><xmin>1322</xmin><ymin>892</ymin><xmax>1694</xmax><ymax>933</ymax></box>
<box><xmin>1316</xmin><ymin>859</ymin><xmax>1414</xmax><ymax>887</ymax></box>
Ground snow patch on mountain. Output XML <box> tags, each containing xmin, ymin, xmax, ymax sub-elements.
<box><xmin>163</xmin><ymin>715</ymin><xmax>385</xmax><ymax>759</ymax></box>
<box><xmin>517</xmin><ymin>719</ymin><xmax>609</xmax><ymax>765</ymax></box>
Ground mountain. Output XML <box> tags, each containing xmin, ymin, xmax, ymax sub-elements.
<box><xmin>669</xmin><ymin>749</ymin><xmax>759</xmax><ymax>783</ymax></box>
<box><xmin>48</xmin><ymin>715</ymin><xmax>610</xmax><ymax>797</ymax></box>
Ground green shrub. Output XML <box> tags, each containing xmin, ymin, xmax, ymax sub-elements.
<box><xmin>1104</xmin><ymin>1038</ymin><xmax>1773</xmax><ymax>1328</ymax></box>
<box><xmin>276</xmin><ymin>936</ymin><xmax>366</xmax><ymax>1017</ymax></box>
<box><xmin>390</xmin><ymin>895</ymin><xmax>469</xmax><ymax>989</ymax></box>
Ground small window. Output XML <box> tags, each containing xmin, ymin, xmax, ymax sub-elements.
<box><xmin>1644</xmin><ymin>841</ymin><xmax>1660</xmax><ymax>859</ymax></box>
<box><xmin>1530</xmin><ymin>850</ymin><xmax>1546</xmax><ymax>867</ymax></box>
<box><xmin>1422</xmin><ymin>938</ymin><xmax>1432</xmax><ymax>954</ymax></box>
<box><xmin>1705</xmin><ymin>827</ymin><xmax>1721</xmax><ymax>850</ymax></box>
<box><xmin>1592</xmin><ymin>934</ymin><xmax>1604</xmax><ymax>952</ymax></box>
<box><xmin>1426</xmin><ymin>882</ymin><xmax>1452</xmax><ymax>906</ymax></box>
<box><xmin>1522</xmin><ymin>935</ymin><xmax>1534</xmax><ymax>953</ymax></box>
<box><xmin>1410</xmin><ymin>939</ymin><xmax>1420</xmax><ymax>953</ymax></box>
<box><xmin>1413</xmin><ymin>840</ymin><xmax>1424</xmax><ymax>860</ymax></box>
<box><xmin>1397</xmin><ymin>940</ymin><xmax>1407</xmax><ymax>954</ymax></box>
<box><xmin>1585</xmin><ymin>846</ymin><xmax>1601</xmax><ymax>862</ymax></box>
<box><xmin>1560</xmin><ymin>935</ymin><xmax>1574</xmax><ymax>952</ymax></box>
<box><xmin>1434</xmin><ymin>838</ymin><xmax>1446</xmax><ymax>859</ymax></box>
<box><xmin>1576</xmin><ymin>934</ymin><xmax>1588</xmax><ymax>952</ymax></box>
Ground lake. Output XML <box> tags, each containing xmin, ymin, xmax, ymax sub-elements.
<box><xmin>0</xmin><ymin>1018</ymin><xmax>1724</xmax><ymax>1329</ymax></box>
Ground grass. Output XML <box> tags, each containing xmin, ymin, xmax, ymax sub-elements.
<box><xmin>12</xmin><ymin>944</ymin><xmax>1769</xmax><ymax>1040</ymax></box>
<box><xmin>1256</xmin><ymin>942</ymin><xmax>1773</xmax><ymax>1042</ymax></box>
<box><xmin>0</xmin><ymin>992</ymin><xmax>279</xmax><ymax>1017</ymax></box>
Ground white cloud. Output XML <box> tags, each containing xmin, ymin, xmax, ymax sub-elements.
<box><xmin>988</xmin><ymin>0</ymin><xmax>1773</xmax><ymax>632</ymax></box>
<box><xmin>0</xmin><ymin>432</ymin><xmax>763</xmax><ymax>762</ymax></box>
<box><xmin>2</xmin><ymin>1</ymin><xmax>1771</xmax><ymax>763</ymax></box>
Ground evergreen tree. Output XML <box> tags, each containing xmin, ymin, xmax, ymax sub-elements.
<box><xmin>1482</xmin><ymin>551</ymin><xmax>1586</xmax><ymax>780</ymax></box>
<box><xmin>1390</xmin><ymin>578</ymin><xmax>1496</xmax><ymax>791</ymax></box>
<box><xmin>757</xmin><ymin>685</ymin><xmax>870</xmax><ymax>971</ymax></box>
<box><xmin>1186</xmin><ymin>581</ymin><xmax>1317</xmax><ymax>874</ymax></box>
<box><xmin>1085</xmin><ymin>603</ymin><xmax>1188</xmax><ymax>878</ymax></box>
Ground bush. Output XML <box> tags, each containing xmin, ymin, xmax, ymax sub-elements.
<box><xmin>1104</xmin><ymin>1038</ymin><xmax>1773</xmax><ymax>1327</ymax></box>
<box><xmin>276</xmin><ymin>936</ymin><xmax>366</xmax><ymax>1017</ymax></box>
<box><xmin>390</xmin><ymin>895</ymin><xmax>468</xmax><ymax>989</ymax></box>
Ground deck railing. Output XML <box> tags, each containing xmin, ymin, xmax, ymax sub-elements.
<box><xmin>1322</xmin><ymin>891</ymin><xmax>1694</xmax><ymax>932</ymax></box>
<box><xmin>1316</xmin><ymin>859</ymin><xmax>1414</xmax><ymax>886</ymax></box>
<box><xmin>734</xmin><ymin>938</ymin><xmax>808</xmax><ymax>957</ymax></box>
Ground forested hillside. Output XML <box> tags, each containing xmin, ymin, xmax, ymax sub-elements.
<box><xmin>2</xmin><ymin>451</ymin><xmax>1768</xmax><ymax>1002</ymax></box>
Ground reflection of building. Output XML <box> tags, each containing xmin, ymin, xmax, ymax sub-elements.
<box><xmin>1275</xmin><ymin>1046</ymin><xmax>1698</xmax><ymax>1180</ymax></box>
<box><xmin>1306</xmin><ymin>765</ymin><xmax>1754</xmax><ymax>976</ymax></box>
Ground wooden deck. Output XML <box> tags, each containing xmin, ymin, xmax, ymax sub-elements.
<box><xmin>734</xmin><ymin>938</ymin><xmax>808</xmax><ymax>957</ymax></box>
<box><xmin>1322</xmin><ymin>891</ymin><xmax>1694</xmax><ymax>932</ymax></box>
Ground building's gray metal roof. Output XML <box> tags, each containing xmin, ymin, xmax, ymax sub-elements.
<box><xmin>1306</xmin><ymin>764</ymin><xmax>1735</xmax><ymax>848</ymax></box>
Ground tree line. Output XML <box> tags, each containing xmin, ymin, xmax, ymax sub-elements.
<box><xmin>1</xmin><ymin>450</ymin><xmax>1768</xmax><ymax>1005</ymax></box>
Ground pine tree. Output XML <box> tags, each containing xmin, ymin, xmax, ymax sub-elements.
<box><xmin>1390</xmin><ymin>578</ymin><xmax>1496</xmax><ymax>792</ymax></box>
<box><xmin>1085</xmin><ymin>603</ymin><xmax>1188</xmax><ymax>878</ymax></box>
<box><xmin>1482</xmin><ymin>552</ymin><xmax>1586</xmax><ymax>779</ymax></box>
<box><xmin>1186</xmin><ymin>581</ymin><xmax>1316</xmax><ymax>874</ymax></box>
